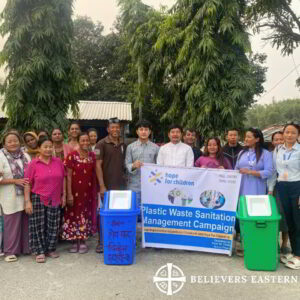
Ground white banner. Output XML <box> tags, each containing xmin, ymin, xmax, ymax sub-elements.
<box><xmin>141</xmin><ymin>164</ymin><xmax>242</xmax><ymax>255</ymax></box>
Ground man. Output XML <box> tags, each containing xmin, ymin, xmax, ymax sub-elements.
<box><xmin>157</xmin><ymin>124</ymin><xmax>194</xmax><ymax>167</ymax></box>
<box><xmin>95</xmin><ymin>117</ymin><xmax>126</xmax><ymax>197</ymax></box>
<box><xmin>183</xmin><ymin>128</ymin><xmax>202</xmax><ymax>163</ymax></box>
<box><xmin>125</xmin><ymin>120</ymin><xmax>159</xmax><ymax>219</ymax></box>
<box><xmin>222</xmin><ymin>128</ymin><xmax>243</xmax><ymax>169</ymax></box>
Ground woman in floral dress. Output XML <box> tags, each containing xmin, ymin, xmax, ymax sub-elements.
<box><xmin>61</xmin><ymin>132</ymin><xmax>97</xmax><ymax>254</ymax></box>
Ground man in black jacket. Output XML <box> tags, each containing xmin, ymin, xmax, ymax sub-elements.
<box><xmin>183</xmin><ymin>128</ymin><xmax>202</xmax><ymax>163</ymax></box>
<box><xmin>222</xmin><ymin>128</ymin><xmax>243</xmax><ymax>169</ymax></box>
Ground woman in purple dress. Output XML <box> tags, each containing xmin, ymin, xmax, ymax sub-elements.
<box><xmin>235</xmin><ymin>128</ymin><xmax>273</xmax><ymax>195</ymax></box>
<box><xmin>234</xmin><ymin>128</ymin><xmax>273</xmax><ymax>255</ymax></box>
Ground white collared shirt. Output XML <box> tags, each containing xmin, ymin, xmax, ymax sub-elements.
<box><xmin>268</xmin><ymin>142</ymin><xmax>300</xmax><ymax>191</ymax></box>
<box><xmin>157</xmin><ymin>142</ymin><xmax>194</xmax><ymax>167</ymax></box>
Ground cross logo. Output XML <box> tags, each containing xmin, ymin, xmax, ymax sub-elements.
<box><xmin>148</xmin><ymin>170</ymin><xmax>163</xmax><ymax>185</ymax></box>
<box><xmin>153</xmin><ymin>263</ymin><xmax>186</xmax><ymax>295</ymax></box>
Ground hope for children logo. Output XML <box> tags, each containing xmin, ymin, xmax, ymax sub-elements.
<box><xmin>148</xmin><ymin>170</ymin><xmax>164</xmax><ymax>185</ymax></box>
<box><xmin>153</xmin><ymin>263</ymin><xmax>186</xmax><ymax>296</ymax></box>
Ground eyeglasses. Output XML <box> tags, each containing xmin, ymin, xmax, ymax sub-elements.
<box><xmin>108</xmin><ymin>118</ymin><xmax>120</xmax><ymax>124</ymax></box>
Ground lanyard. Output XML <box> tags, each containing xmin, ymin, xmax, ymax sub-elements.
<box><xmin>247</xmin><ymin>151</ymin><xmax>256</xmax><ymax>168</ymax></box>
<box><xmin>283</xmin><ymin>151</ymin><xmax>293</xmax><ymax>161</ymax></box>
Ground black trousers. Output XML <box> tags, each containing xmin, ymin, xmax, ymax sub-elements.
<box><xmin>277</xmin><ymin>181</ymin><xmax>300</xmax><ymax>256</ymax></box>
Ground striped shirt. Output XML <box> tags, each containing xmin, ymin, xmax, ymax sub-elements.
<box><xmin>125</xmin><ymin>140</ymin><xmax>159</xmax><ymax>191</ymax></box>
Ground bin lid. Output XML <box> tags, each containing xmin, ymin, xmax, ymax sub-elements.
<box><xmin>237</xmin><ymin>195</ymin><xmax>281</xmax><ymax>221</ymax></box>
<box><xmin>246</xmin><ymin>195</ymin><xmax>271</xmax><ymax>217</ymax></box>
<box><xmin>108</xmin><ymin>191</ymin><xmax>132</xmax><ymax>209</ymax></box>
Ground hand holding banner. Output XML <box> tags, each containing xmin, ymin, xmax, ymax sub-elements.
<box><xmin>141</xmin><ymin>164</ymin><xmax>242</xmax><ymax>255</ymax></box>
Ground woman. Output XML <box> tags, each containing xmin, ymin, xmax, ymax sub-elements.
<box><xmin>51</xmin><ymin>128</ymin><xmax>72</xmax><ymax>161</ymax></box>
<box><xmin>236</xmin><ymin>128</ymin><xmax>273</xmax><ymax>194</ymax></box>
<box><xmin>88</xmin><ymin>128</ymin><xmax>98</xmax><ymax>152</ymax></box>
<box><xmin>62</xmin><ymin>132</ymin><xmax>97</xmax><ymax>253</ymax></box>
<box><xmin>0</xmin><ymin>131</ymin><xmax>31</xmax><ymax>262</ymax></box>
<box><xmin>235</xmin><ymin>128</ymin><xmax>273</xmax><ymax>256</ymax></box>
<box><xmin>23</xmin><ymin>131</ymin><xmax>39</xmax><ymax>159</ymax></box>
<box><xmin>268</xmin><ymin>131</ymin><xmax>290</xmax><ymax>254</ymax></box>
<box><xmin>37</xmin><ymin>130</ymin><xmax>48</xmax><ymax>139</ymax></box>
<box><xmin>195</xmin><ymin>137</ymin><xmax>231</xmax><ymax>169</ymax></box>
<box><xmin>24</xmin><ymin>137</ymin><xmax>66</xmax><ymax>263</ymax></box>
<box><xmin>269</xmin><ymin>123</ymin><xmax>300</xmax><ymax>269</ymax></box>
<box><xmin>68</xmin><ymin>121</ymin><xmax>81</xmax><ymax>151</ymax></box>
<box><xmin>87</xmin><ymin>128</ymin><xmax>102</xmax><ymax>252</ymax></box>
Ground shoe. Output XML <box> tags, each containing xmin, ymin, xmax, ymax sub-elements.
<box><xmin>285</xmin><ymin>257</ymin><xmax>300</xmax><ymax>270</ymax></box>
<box><xmin>280</xmin><ymin>253</ymin><xmax>294</xmax><ymax>264</ymax></box>
<box><xmin>95</xmin><ymin>244</ymin><xmax>103</xmax><ymax>253</ymax></box>
<box><xmin>78</xmin><ymin>244</ymin><xmax>88</xmax><ymax>254</ymax></box>
<box><xmin>35</xmin><ymin>254</ymin><xmax>45</xmax><ymax>263</ymax></box>
<box><xmin>46</xmin><ymin>251</ymin><xmax>60</xmax><ymax>258</ymax></box>
<box><xmin>69</xmin><ymin>242</ymin><xmax>79</xmax><ymax>253</ymax></box>
<box><xmin>4</xmin><ymin>255</ymin><xmax>17</xmax><ymax>262</ymax></box>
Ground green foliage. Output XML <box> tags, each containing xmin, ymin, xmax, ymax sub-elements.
<box><xmin>0</xmin><ymin>0</ymin><xmax>82</xmax><ymax>132</ymax></box>
<box><xmin>244</xmin><ymin>98</ymin><xmax>300</xmax><ymax>129</ymax></box>
<box><xmin>118</xmin><ymin>0</ymin><xmax>267</xmax><ymax>139</ymax></box>
<box><xmin>246</xmin><ymin>0</ymin><xmax>300</xmax><ymax>56</ymax></box>
<box><xmin>72</xmin><ymin>16</ymin><xmax>134</xmax><ymax>102</ymax></box>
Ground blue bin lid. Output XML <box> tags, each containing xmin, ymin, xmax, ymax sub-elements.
<box><xmin>100</xmin><ymin>190</ymin><xmax>140</xmax><ymax>216</ymax></box>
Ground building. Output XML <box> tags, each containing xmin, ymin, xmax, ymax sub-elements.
<box><xmin>0</xmin><ymin>99</ymin><xmax>132</xmax><ymax>140</ymax></box>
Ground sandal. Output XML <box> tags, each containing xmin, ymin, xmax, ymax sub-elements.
<box><xmin>4</xmin><ymin>255</ymin><xmax>17</xmax><ymax>262</ymax></box>
<box><xmin>78</xmin><ymin>244</ymin><xmax>88</xmax><ymax>254</ymax></box>
<box><xmin>285</xmin><ymin>257</ymin><xmax>300</xmax><ymax>270</ymax></box>
<box><xmin>35</xmin><ymin>254</ymin><xmax>45</xmax><ymax>263</ymax></box>
<box><xmin>95</xmin><ymin>244</ymin><xmax>103</xmax><ymax>253</ymax></box>
<box><xmin>69</xmin><ymin>242</ymin><xmax>79</xmax><ymax>253</ymax></box>
<box><xmin>46</xmin><ymin>251</ymin><xmax>60</xmax><ymax>258</ymax></box>
<box><xmin>280</xmin><ymin>253</ymin><xmax>294</xmax><ymax>264</ymax></box>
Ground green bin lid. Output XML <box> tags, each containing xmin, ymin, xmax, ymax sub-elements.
<box><xmin>237</xmin><ymin>195</ymin><xmax>281</xmax><ymax>221</ymax></box>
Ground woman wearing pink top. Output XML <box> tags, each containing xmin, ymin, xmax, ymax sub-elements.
<box><xmin>51</xmin><ymin>128</ymin><xmax>72</xmax><ymax>161</ymax></box>
<box><xmin>24</xmin><ymin>136</ymin><xmax>66</xmax><ymax>263</ymax></box>
<box><xmin>195</xmin><ymin>137</ymin><xmax>232</xmax><ymax>169</ymax></box>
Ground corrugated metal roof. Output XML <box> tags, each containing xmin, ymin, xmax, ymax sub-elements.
<box><xmin>262</xmin><ymin>124</ymin><xmax>284</xmax><ymax>142</ymax></box>
<box><xmin>68</xmin><ymin>100</ymin><xmax>132</xmax><ymax>121</ymax></box>
<box><xmin>0</xmin><ymin>99</ymin><xmax>132</xmax><ymax>121</ymax></box>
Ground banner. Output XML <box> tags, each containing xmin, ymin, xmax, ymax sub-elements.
<box><xmin>141</xmin><ymin>164</ymin><xmax>242</xmax><ymax>255</ymax></box>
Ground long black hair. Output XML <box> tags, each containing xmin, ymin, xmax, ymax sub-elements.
<box><xmin>240</xmin><ymin>128</ymin><xmax>265</xmax><ymax>163</ymax></box>
<box><xmin>203</xmin><ymin>137</ymin><xmax>225</xmax><ymax>166</ymax></box>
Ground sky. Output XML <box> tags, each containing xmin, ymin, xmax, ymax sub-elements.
<box><xmin>0</xmin><ymin>0</ymin><xmax>299</xmax><ymax>105</ymax></box>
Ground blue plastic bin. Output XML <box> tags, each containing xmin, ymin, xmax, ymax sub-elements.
<box><xmin>100</xmin><ymin>191</ymin><xmax>140</xmax><ymax>265</ymax></box>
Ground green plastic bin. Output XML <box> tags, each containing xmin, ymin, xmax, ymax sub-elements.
<box><xmin>236</xmin><ymin>195</ymin><xmax>281</xmax><ymax>271</ymax></box>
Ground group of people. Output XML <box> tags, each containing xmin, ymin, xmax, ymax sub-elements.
<box><xmin>0</xmin><ymin>118</ymin><xmax>299</xmax><ymax>270</ymax></box>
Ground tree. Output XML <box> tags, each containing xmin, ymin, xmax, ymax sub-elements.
<box><xmin>0</xmin><ymin>0</ymin><xmax>81</xmax><ymax>132</ymax></box>
<box><xmin>118</xmin><ymin>0</ymin><xmax>267</xmax><ymax>139</ymax></box>
<box><xmin>244</xmin><ymin>98</ymin><xmax>300</xmax><ymax>129</ymax></box>
<box><xmin>246</xmin><ymin>0</ymin><xmax>300</xmax><ymax>56</ymax></box>
<box><xmin>72</xmin><ymin>16</ymin><xmax>133</xmax><ymax>102</ymax></box>
<box><xmin>151</xmin><ymin>0</ymin><xmax>266</xmax><ymax>136</ymax></box>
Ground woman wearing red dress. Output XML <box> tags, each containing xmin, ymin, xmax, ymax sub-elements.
<box><xmin>61</xmin><ymin>132</ymin><xmax>97</xmax><ymax>254</ymax></box>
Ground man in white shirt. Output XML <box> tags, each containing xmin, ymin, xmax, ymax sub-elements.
<box><xmin>157</xmin><ymin>124</ymin><xmax>194</xmax><ymax>167</ymax></box>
